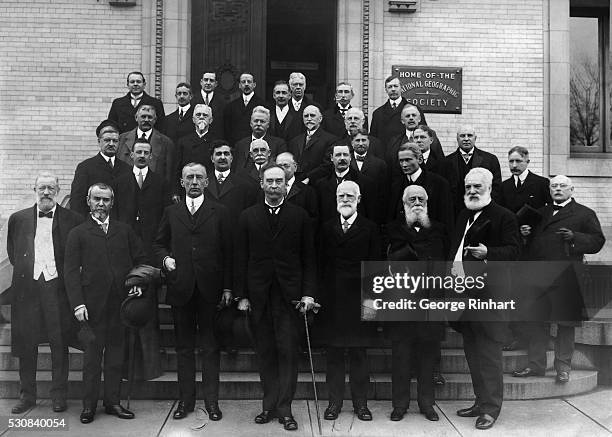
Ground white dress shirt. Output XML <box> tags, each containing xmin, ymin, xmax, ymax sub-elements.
<box><xmin>33</xmin><ymin>205</ymin><xmax>57</xmax><ymax>281</ymax></box>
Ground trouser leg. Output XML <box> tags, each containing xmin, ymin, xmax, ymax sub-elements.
<box><xmin>554</xmin><ymin>325</ymin><xmax>575</xmax><ymax>373</ymax></box>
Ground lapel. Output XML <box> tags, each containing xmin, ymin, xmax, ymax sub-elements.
<box><xmin>336</xmin><ymin>214</ymin><xmax>362</xmax><ymax>242</ymax></box>
<box><xmin>287</xmin><ymin>181</ymin><xmax>301</xmax><ymax>200</ymax></box>
<box><xmin>207</xmin><ymin>176</ymin><xmax>220</xmax><ymax>199</ymax></box>
<box><xmin>543</xmin><ymin>199</ymin><xmax>574</xmax><ymax>228</ymax></box>
<box><xmin>193</xmin><ymin>198</ymin><xmax>215</xmax><ymax>229</ymax></box>
<box><xmin>254</xmin><ymin>203</ymin><xmax>274</xmax><ymax>239</ymax></box>
<box><xmin>140</xmin><ymin>168</ymin><xmax>155</xmax><ymax>192</ymax></box>
<box><xmin>218</xmin><ymin>172</ymin><xmax>236</xmax><ymax>197</ymax></box>
<box><xmin>26</xmin><ymin>205</ymin><xmax>37</xmax><ymax>260</ymax></box>
<box><xmin>471</xmin><ymin>147</ymin><xmax>484</xmax><ymax>168</ymax></box>
<box><xmin>94</xmin><ymin>153</ymin><xmax>114</xmax><ymax>177</ymax></box>
<box><xmin>86</xmin><ymin>216</ymin><xmax>108</xmax><ymax>239</ymax></box>
<box><xmin>305</xmin><ymin>128</ymin><xmax>322</xmax><ymax>150</ymax></box>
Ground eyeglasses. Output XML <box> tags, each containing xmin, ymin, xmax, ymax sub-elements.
<box><xmin>550</xmin><ymin>183</ymin><xmax>570</xmax><ymax>189</ymax></box>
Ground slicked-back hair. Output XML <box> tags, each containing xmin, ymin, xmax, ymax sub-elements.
<box><xmin>210</xmin><ymin>140</ymin><xmax>234</xmax><ymax>157</ymax></box>
<box><xmin>126</xmin><ymin>71</ymin><xmax>145</xmax><ymax>85</ymax></box>
<box><xmin>508</xmin><ymin>146</ymin><xmax>529</xmax><ymax>158</ymax></box>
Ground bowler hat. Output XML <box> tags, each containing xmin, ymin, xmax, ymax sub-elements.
<box><xmin>121</xmin><ymin>294</ymin><xmax>155</xmax><ymax>329</ymax></box>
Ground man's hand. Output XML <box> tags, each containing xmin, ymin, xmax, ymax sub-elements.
<box><xmin>220</xmin><ymin>290</ymin><xmax>233</xmax><ymax>307</ymax></box>
<box><xmin>297</xmin><ymin>296</ymin><xmax>315</xmax><ymax>314</ymax></box>
<box><xmin>464</xmin><ymin>243</ymin><xmax>488</xmax><ymax>260</ymax></box>
<box><xmin>520</xmin><ymin>225</ymin><xmax>531</xmax><ymax>237</ymax></box>
<box><xmin>171</xmin><ymin>195</ymin><xmax>181</xmax><ymax>204</ymax></box>
<box><xmin>74</xmin><ymin>306</ymin><xmax>88</xmax><ymax>322</ymax></box>
<box><xmin>164</xmin><ymin>257</ymin><xmax>176</xmax><ymax>272</ymax></box>
<box><xmin>556</xmin><ymin>227</ymin><xmax>574</xmax><ymax>242</ymax></box>
<box><xmin>128</xmin><ymin>285</ymin><xmax>142</xmax><ymax>297</ymax></box>
<box><xmin>302</xmin><ymin>177</ymin><xmax>310</xmax><ymax>185</ymax></box>
<box><xmin>237</xmin><ymin>298</ymin><xmax>251</xmax><ymax>312</ymax></box>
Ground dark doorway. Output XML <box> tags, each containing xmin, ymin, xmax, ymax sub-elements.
<box><xmin>191</xmin><ymin>0</ymin><xmax>337</xmax><ymax>107</ymax></box>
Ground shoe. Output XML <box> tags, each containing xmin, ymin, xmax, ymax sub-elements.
<box><xmin>324</xmin><ymin>403</ymin><xmax>341</xmax><ymax>420</ymax></box>
<box><xmin>457</xmin><ymin>404</ymin><xmax>480</xmax><ymax>417</ymax></box>
<box><xmin>206</xmin><ymin>403</ymin><xmax>222</xmax><ymax>421</ymax></box>
<box><xmin>80</xmin><ymin>408</ymin><xmax>95</xmax><ymax>424</ymax></box>
<box><xmin>475</xmin><ymin>413</ymin><xmax>496</xmax><ymax>430</ymax></box>
<box><xmin>421</xmin><ymin>408</ymin><xmax>439</xmax><ymax>421</ymax></box>
<box><xmin>390</xmin><ymin>407</ymin><xmax>406</xmax><ymax>421</ymax></box>
<box><xmin>512</xmin><ymin>367</ymin><xmax>544</xmax><ymax>378</ymax></box>
<box><xmin>11</xmin><ymin>399</ymin><xmax>35</xmax><ymax>414</ymax></box>
<box><xmin>432</xmin><ymin>372</ymin><xmax>446</xmax><ymax>385</ymax></box>
<box><xmin>173</xmin><ymin>401</ymin><xmax>193</xmax><ymax>420</ymax></box>
<box><xmin>502</xmin><ymin>339</ymin><xmax>523</xmax><ymax>351</ymax></box>
<box><xmin>354</xmin><ymin>405</ymin><xmax>372</xmax><ymax>421</ymax></box>
<box><xmin>254</xmin><ymin>410</ymin><xmax>275</xmax><ymax>424</ymax></box>
<box><xmin>556</xmin><ymin>371</ymin><xmax>570</xmax><ymax>383</ymax></box>
<box><xmin>105</xmin><ymin>404</ymin><xmax>135</xmax><ymax>419</ymax></box>
<box><xmin>278</xmin><ymin>415</ymin><xmax>298</xmax><ymax>431</ymax></box>
<box><xmin>52</xmin><ymin>399</ymin><xmax>67</xmax><ymax>412</ymax></box>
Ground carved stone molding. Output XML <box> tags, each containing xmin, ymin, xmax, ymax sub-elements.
<box><xmin>154</xmin><ymin>0</ymin><xmax>163</xmax><ymax>99</ymax></box>
<box><xmin>362</xmin><ymin>0</ymin><xmax>370</xmax><ymax>116</ymax></box>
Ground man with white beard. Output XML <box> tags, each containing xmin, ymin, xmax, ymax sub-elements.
<box><xmin>449</xmin><ymin>168</ymin><xmax>520</xmax><ymax>430</ymax></box>
<box><xmin>386</xmin><ymin>185</ymin><xmax>447</xmax><ymax>422</ymax></box>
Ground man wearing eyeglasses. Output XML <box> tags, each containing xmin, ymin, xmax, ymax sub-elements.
<box><xmin>514</xmin><ymin>175</ymin><xmax>605</xmax><ymax>384</ymax></box>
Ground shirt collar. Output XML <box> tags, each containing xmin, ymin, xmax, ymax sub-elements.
<box><xmin>389</xmin><ymin>97</ymin><xmax>402</xmax><ymax>106</ymax></box>
<box><xmin>460</xmin><ymin>147</ymin><xmax>474</xmax><ymax>156</ymax></box>
<box><xmin>196</xmin><ymin>129</ymin><xmax>209</xmax><ymax>138</ymax></box>
<box><xmin>91</xmin><ymin>214</ymin><xmax>109</xmax><ymax>226</ymax></box>
<box><xmin>201</xmin><ymin>90</ymin><xmax>213</xmax><ymax>100</ymax></box>
<box><xmin>130</xmin><ymin>92</ymin><xmax>143</xmax><ymax>100</ymax></box>
<box><xmin>264</xmin><ymin>198</ymin><xmax>284</xmax><ymax>209</ymax></box>
<box><xmin>137</xmin><ymin>128</ymin><xmax>152</xmax><ymax>140</ymax></box>
<box><xmin>99</xmin><ymin>153</ymin><xmax>115</xmax><ymax>165</ymax></box>
<box><xmin>336</xmin><ymin>168</ymin><xmax>350</xmax><ymax>178</ymax></box>
<box><xmin>133</xmin><ymin>166</ymin><xmax>149</xmax><ymax>177</ymax></box>
<box><xmin>186</xmin><ymin>194</ymin><xmax>204</xmax><ymax>210</ymax></box>
<box><xmin>555</xmin><ymin>198</ymin><xmax>572</xmax><ymax>207</ymax></box>
<box><xmin>340</xmin><ymin>211</ymin><xmax>358</xmax><ymax>225</ymax></box>
<box><xmin>215</xmin><ymin>169</ymin><xmax>230</xmax><ymax>179</ymax></box>
<box><xmin>408</xmin><ymin>166</ymin><xmax>423</xmax><ymax>181</ymax></box>
<box><xmin>179</xmin><ymin>103</ymin><xmax>191</xmax><ymax>113</ymax></box>
<box><xmin>422</xmin><ymin>149</ymin><xmax>431</xmax><ymax>161</ymax></box>
<box><xmin>286</xmin><ymin>176</ymin><xmax>295</xmax><ymax>191</ymax></box>
<box><xmin>37</xmin><ymin>204</ymin><xmax>57</xmax><ymax>216</ymax></box>
<box><xmin>516</xmin><ymin>168</ymin><xmax>529</xmax><ymax>182</ymax></box>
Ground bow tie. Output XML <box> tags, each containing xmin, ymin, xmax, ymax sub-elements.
<box><xmin>354</xmin><ymin>154</ymin><xmax>365</xmax><ymax>162</ymax></box>
<box><xmin>39</xmin><ymin>211</ymin><xmax>53</xmax><ymax>218</ymax></box>
<box><xmin>552</xmin><ymin>204</ymin><xmax>564</xmax><ymax>211</ymax></box>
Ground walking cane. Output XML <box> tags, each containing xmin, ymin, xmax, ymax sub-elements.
<box><xmin>293</xmin><ymin>300</ymin><xmax>322</xmax><ymax>435</ymax></box>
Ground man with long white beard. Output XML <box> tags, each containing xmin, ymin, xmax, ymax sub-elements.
<box><xmin>449</xmin><ymin>168</ymin><xmax>520</xmax><ymax>430</ymax></box>
<box><xmin>386</xmin><ymin>185</ymin><xmax>447</xmax><ymax>422</ymax></box>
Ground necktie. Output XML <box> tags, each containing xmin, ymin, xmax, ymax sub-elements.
<box><xmin>244</xmin><ymin>97</ymin><xmax>249</xmax><ymax>107</ymax></box>
<box><xmin>137</xmin><ymin>170</ymin><xmax>144</xmax><ymax>188</ymax></box>
<box><xmin>178</xmin><ymin>110</ymin><xmax>184</xmax><ymax>121</ymax></box>
<box><xmin>217</xmin><ymin>173</ymin><xmax>225</xmax><ymax>185</ymax></box>
<box><xmin>336</xmin><ymin>176</ymin><xmax>344</xmax><ymax>186</ymax></box>
<box><xmin>391</xmin><ymin>102</ymin><xmax>397</xmax><ymax>109</ymax></box>
<box><xmin>140</xmin><ymin>132</ymin><xmax>147</xmax><ymax>140</ymax></box>
<box><xmin>552</xmin><ymin>204</ymin><xmax>563</xmax><ymax>211</ymax></box>
<box><xmin>467</xmin><ymin>212</ymin><xmax>477</xmax><ymax>227</ymax></box>
<box><xmin>305</xmin><ymin>133</ymin><xmax>312</xmax><ymax>147</ymax></box>
<box><xmin>516</xmin><ymin>176</ymin><xmax>522</xmax><ymax>189</ymax></box>
<box><xmin>132</xmin><ymin>98</ymin><xmax>139</xmax><ymax>108</ymax></box>
<box><xmin>205</xmin><ymin>93</ymin><xmax>210</xmax><ymax>105</ymax></box>
<box><xmin>462</xmin><ymin>153</ymin><xmax>471</xmax><ymax>164</ymax></box>
<box><xmin>100</xmin><ymin>222</ymin><xmax>108</xmax><ymax>234</ymax></box>
<box><xmin>108</xmin><ymin>158</ymin><xmax>114</xmax><ymax>170</ymax></box>
<box><xmin>39</xmin><ymin>211</ymin><xmax>53</xmax><ymax>218</ymax></box>
<box><xmin>407</xmin><ymin>175</ymin><xmax>413</xmax><ymax>185</ymax></box>
<box><xmin>189</xmin><ymin>200</ymin><xmax>196</xmax><ymax>215</ymax></box>
<box><xmin>342</xmin><ymin>220</ymin><xmax>350</xmax><ymax>233</ymax></box>
<box><xmin>339</xmin><ymin>106</ymin><xmax>348</xmax><ymax>117</ymax></box>
<box><xmin>355</xmin><ymin>154</ymin><xmax>365</xmax><ymax>162</ymax></box>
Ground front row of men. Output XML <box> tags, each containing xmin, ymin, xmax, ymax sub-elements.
<box><xmin>8</xmin><ymin>157</ymin><xmax>604</xmax><ymax>431</ymax></box>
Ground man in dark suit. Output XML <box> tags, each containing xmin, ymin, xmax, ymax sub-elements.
<box><xmin>7</xmin><ymin>173</ymin><xmax>82</xmax><ymax>414</ymax></box>
<box><xmin>288</xmin><ymin>72</ymin><xmax>320</xmax><ymax>120</ymax></box>
<box><xmin>153</xmin><ymin>163</ymin><xmax>233</xmax><ymax>421</ymax></box>
<box><xmin>314</xmin><ymin>144</ymin><xmax>380</xmax><ymax>225</ymax></box>
<box><xmin>287</xmin><ymin>105</ymin><xmax>338</xmax><ymax>183</ymax></box>
<box><xmin>332</xmin><ymin>108</ymin><xmax>384</xmax><ymax>159</ymax></box>
<box><xmin>276</xmin><ymin>152</ymin><xmax>318</xmax><ymax>225</ymax></box>
<box><xmin>236</xmin><ymin>164</ymin><xmax>317</xmax><ymax>431</ymax></box>
<box><xmin>319</xmin><ymin>181</ymin><xmax>380</xmax><ymax>422</ymax></box>
<box><xmin>322</xmin><ymin>82</ymin><xmax>363</xmax><ymax>137</ymax></box>
<box><xmin>65</xmin><ymin>183</ymin><xmax>148</xmax><ymax>424</ymax></box>
<box><xmin>447</xmin><ymin>125</ymin><xmax>502</xmax><ymax>215</ymax></box>
<box><xmin>512</xmin><ymin>175</ymin><xmax>604</xmax><ymax>383</ymax></box>
<box><xmin>70</xmin><ymin>120</ymin><xmax>131</xmax><ymax>217</ymax></box>
<box><xmin>239</xmin><ymin>138</ymin><xmax>272</xmax><ymax>183</ymax></box>
<box><xmin>233</xmin><ymin>106</ymin><xmax>287</xmax><ymax>170</ymax></box>
<box><xmin>116</xmin><ymin>105</ymin><xmax>175</xmax><ymax>184</ymax></box>
<box><xmin>350</xmin><ymin>129</ymin><xmax>388</xmax><ymax>214</ymax></box>
<box><xmin>386</xmin><ymin>185</ymin><xmax>448</xmax><ymax>422</ymax></box>
<box><xmin>192</xmin><ymin>71</ymin><xmax>226</xmax><ymax>140</ymax></box>
<box><xmin>165</xmin><ymin>82</ymin><xmax>195</xmax><ymax>145</ymax></box>
<box><xmin>450</xmin><ymin>168</ymin><xmax>521</xmax><ymax>430</ymax></box>
<box><xmin>388</xmin><ymin>144</ymin><xmax>454</xmax><ymax>233</ymax></box>
<box><xmin>175</xmin><ymin>104</ymin><xmax>219</xmax><ymax>197</ymax></box>
<box><xmin>205</xmin><ymin>140</ymin><xmax>258</xmax><ymax>226</ymax></box>
<box><xmin>268</xmin><ymin>80</ymin><xmax>303</xmax><ymax>143</ymax></box>
<box><xmin>112</xmin><ymin>140</ymin><xmax>172</xmax><ymax>380</ymax></box>
<box><xmin>224</xmin><ymin>73</ymin><xmax>265</xmax><ymax>145</ymax></box>
<box><xmin>108</xmin><ymin>71</ymin><xmax>165</xmax><ymax>134</ymax></box>
<box><xmin>370</xmin><ymin>76</ymin><xmax>409</xmax><ymax>147</ymax></box>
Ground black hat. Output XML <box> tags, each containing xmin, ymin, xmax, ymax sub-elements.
<box><xmin>96</xmin><ymin>119</ymin><xmax>120</xmax><ymax>137</ymax></box>
<box><xmin>121</xmin><ymin>294</ymin><xmax>155</xmax><ymax>329</ymax></box>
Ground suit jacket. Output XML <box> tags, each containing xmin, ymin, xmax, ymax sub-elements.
<box><xmin>268</xmin><ymin>104</ymin><xmax>303</xmax><ymax>143</ymax></box>
<box><xmin>350</xmin><ymin>153</ymin><xmax>389</xmax><ymax>217</ymax></box>
<box><xmin>287</xmin><ymin>127</ymin><xmax>338</xmax><ymax>182</ymax></box>
<box><xmin>204</xmin><ymin>171</ymin><xmax>259</xmax><ymax>225</ymax></box>
<box><xmin>370</xmin><ymin>98</ymin><xmax>409</xmax><ymax>147</ymax></box>
<box><xmin>318</xmin><ymin>214</ymin><xmax>381</xmax><ymax>346</ymax></box>
<box><xmin>223</xmin><ymin>93</ymin><xmax>266</xmax><ymax>145</ymax></box>
<box><xmin>448</xmin><ymin>201</ymin><xmax>520</xmax><ymax>340</ymax></box>
<box><xmin>165</xmin><ymin>105</ymin><xmax>195</xmax><ymax>145</ymax></box>
<box><xmin>175</xmin><ymin>131</ymin><xmax>219</xmax><ymax>194</ymax></box>
<box><xmin>387</xmin><ymin>169</ymin><xmax>454</xmax><ymax>233</ymax></box>
<box><xmin>7</xmin><ymin>205</ymin><xmax>83</xmax><ymax>356</ymax></box>
<box><xmin>193</xmin><ymin>90</ymin><xmax>227</xmax><ymax>140</ymax></box>
<box><xmin>321</xmin><ymin>104</ymin><xmax>369</xmax><ymax>138</ymax></box>
<box><xmin>232</xmin><ymin>134</ymin><xmax>287</xmax><ymax>170</ymax></box>
<box><xmin>447</xmin><ymin>147</ymin><xmax>502</xmax><ymax>211</ymax></box>
<box><xmin>286</xmin><ymin>180</ymin><xmax>319</xmax><ymax>225</ymax></box>
<box><xmin>334</xmin><ymin>133</ymin><xmax>385</xmax><ymax>159</ymax></box>
<box><xmin>499</xmin><ymin>171</ymin><xmax>551</xmax><ymax>214</ymax></box>
<box><xmin>385</xmin><ymin>132</ymin><xmax>445</xmax><ymax>185</ymax></box>
<box><xmin>108</xmin><ymin>91</ymin><xmax>166</xmax><ymax>134</ymax></box>
<box><xmin>112</xmin><ymin>169</ymin><xmax>171</xmax><ymax>260</ymax></box>
<box><xmin>235</xmin><ymin>202</ymin><xmax>317</xmax><ymax>320</ymax></box>
<box><xmin>117</xmin><ymin>128</ymin><xmax>176</xmax><ymax>184</ymax></box>
<box><xmin>64</xmin><ymin>216</ymin><xmax>147</xmax><ymax>324</ymax></box>
<box><xmin>69</xmin><ymin>153</ymin><xmax>131</xmax><ymax>217</ymax></box>
<box><xmin>153</xmin><ymin>199</ymin><xmax>232</xmax><ymax>306</ymax></box>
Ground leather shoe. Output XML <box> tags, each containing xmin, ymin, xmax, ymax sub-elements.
<box><xmin>324</xmin><ymin>403</ymin><xmax>341</xmax><ymax>420</ymax></box>
<box><xmin>80</xmin><ymin>408</ymin><xmax>95</xmax><ymax>424</ymax></box>
<box><xmin>278</xmin><ymin>415</ymin><xmax>298</xmax><ymax>431</ymax></box>
<box><xmin>206</xmin><ymin>403</ymin><xmax>222</xmax><ymax>421</ymax></box>
<box><xmin>432</xmin><ymin>372</ymin><xmax>446</xmax><ymax>385</ymax></box>
<box><xmin>556</xmin><ymin>371</ymin><xmax>570</xmax><ymax>383</ymax></box>
<box><xmin>254</xmin><ymin>410</ymin><xmax>275</xmax><ymax>424</ymax></box>
<box><xmin>52</xmin><ymin>399</ymin><xmax>67</xmax><ymax>412</ymax></box>
<box><xmin>390</xmin><ymin>407</ymin><xmax>406</xmax><ymax>421</ymax></box>
<box><xmin>354</xmin><ymin>405</ymin><xmax>372</xmax><ymax>421</ymax></box>
<box><xmin>105</xmin><ymin>404</ymin><xmax>134</xmax><ymax>419</ymax></box>
<box><xmin>421</xmin><ymin>408</ymin><xmax>440</xmax><ymax>421</ymax></box>
<box><xmin>457</xmin><ymin>404</ymin><xmax>480</xmax><ymax>417</ymax></box>
<box><xmin>475</xmin><ymin>413</ymin><xmax>496</xmax><ymax>430</ymax></box>
<box><xmin>512</xmin><ymin>367</ymin><xmax>544</xmax><ymax>378</ymax></box>
<box><xmin>11</xmin><ymin>399</ymin><xmax>35</xmax><ymax>414</ymax></box>
<box><xmin>173</xmin><ymin>401</ymin><xmax>193</xmax><ymax>420</ymax></box>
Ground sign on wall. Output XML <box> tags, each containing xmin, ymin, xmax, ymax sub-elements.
<box><xmin>392</xmin><ymin>65</ymin><xmax>462</xmax><ymax>114</ymax></box>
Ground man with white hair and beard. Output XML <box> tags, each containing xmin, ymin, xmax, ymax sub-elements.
<box><xmin>318</xmin><ymin>181</ymin><xmax>381</xmax><ymax>422</ymax></box>
<box><xmin>449</xmin><ymin>167</ymin><xmax>520</xmax><ymax>430</ymax></box>
<box><xmin>386</xmin><ymin>185</ymin><xmax>447</xmax><ymax>422</ymax></box>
